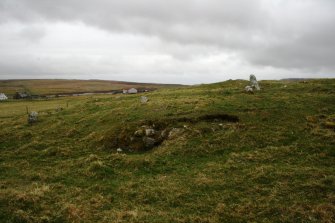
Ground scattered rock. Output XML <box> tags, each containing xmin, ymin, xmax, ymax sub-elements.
<box><xmin>250</xmin><ymin>74</ymin><xmax>260</xmax><ymax>90</ymax></box>
<box><xmin>140</xmin><ymin>96</ymin><xmax>148</xmax><ymax>103</ymax></box>
<box><xmin>245</xmin><ymin>86</ymin><xmax>254</xmax><ymax>93</ymax></box>
<box><xmin>145</xmin><ymin>128</ymin><xmax>155</xmax><ymax>136</ymax></box>
<box><xmin>28</xmin><ymin>111</ymin><xmax>38</xmax><ymax>124</ymax></box>
<box><xmin>116</xmin><ymin>148</ymin><xmax>123</xmax><ymax>153</ymax></box>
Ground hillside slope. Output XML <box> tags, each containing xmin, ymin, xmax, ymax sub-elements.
<box><xmin>0</xmin><ymin>79</ymin><xmax>334</xmax><ymax>222</ymax></box>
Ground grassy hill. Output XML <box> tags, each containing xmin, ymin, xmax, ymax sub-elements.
<box><xmin>0</xmin><ymin>79</ymin><xmax>182</xmax><ymax>96</ymax></box>
<box><xmin>0</xmin><ymin>79</ymin><xmax>334</xmax><ymax>222</ymax></box>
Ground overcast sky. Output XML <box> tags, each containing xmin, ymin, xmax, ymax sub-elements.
<box><xmin>0</xmin><ymin>0</ymin><xmax>334</xmax><ymax>84</ymax></box>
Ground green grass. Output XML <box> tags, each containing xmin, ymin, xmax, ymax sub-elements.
<box><xmin>0</xmin><ymin>79</ymin><xmax>334</xmax><ymax>222</ymax></box>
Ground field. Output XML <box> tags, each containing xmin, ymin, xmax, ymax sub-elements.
<box><xmin>0</xmin><ymin>79</ymin><xmax>334</xmax><ymax>222</ymax></box>
<box><xmin>0</xmin><ymin>79</ymin><xmax>182</xmax><ymax>96</ymax></box>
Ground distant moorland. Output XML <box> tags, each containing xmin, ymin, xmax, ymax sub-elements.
<box><xmin>0</xmin><ymin>79</ymin><xmax>184</xmax><ymax>96</ymax></box>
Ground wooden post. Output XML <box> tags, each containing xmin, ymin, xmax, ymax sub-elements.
<box><xmin>26</xmin><ymin>106</ymin><xmax>29</xmax><ymax>114</ymax></box>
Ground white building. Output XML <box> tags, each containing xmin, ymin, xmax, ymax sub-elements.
<box><xmin>127</xmin><ymin>88</ymin><xmax>138</xmax><ymax>94</ymax></box>
<box><xmin>0</xmin><ymin>93</ymin><xmax>8</xmax><ymax>100</ymax></box>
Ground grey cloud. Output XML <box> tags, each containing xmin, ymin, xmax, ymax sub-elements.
<box><xmin>0</xmin><ymin>0</ymin><xmax>334</xmax><ymax>82</ymax></box>
<box><xmin>18</xmin><ymin>25</ymin><xmax>46</xmax><ymax>43</ymax></box>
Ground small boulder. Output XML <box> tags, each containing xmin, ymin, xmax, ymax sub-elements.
<box><xmin>28</xmin><ymin>111</ymin><xmax>38</xmax><ymax>124</ymax></box>
<box><xmin>140</xmin><ymin>96</ymin><xmax>149</xmax><ymax>103</ymax></box>
<box><xmin>145</xmin><ymin>128</ymin><xmax>155</xmax><ymax>136</ymax></box>
<box><xmin>245</xmin><ymin>86</ymin><xmax>253</xmax><ymax>93</ymax></box>
<box><xmin>116</xmin><ymin>148</ymin><xmax>123</xmax><ymax>153</ymax></box>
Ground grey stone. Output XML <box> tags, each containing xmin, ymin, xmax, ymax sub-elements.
<box><xmin>145</xmin><ymin>128</ymin><xmax>155</xmax><ymax>136</ymax></box>
<box><xmin>140</xmin><ymin>96</ymin><xmax>148</xmax><ymax>103</ymax></box>
<box><xmin>250</xmin><ymin>74</ymin><xmax>260</xmax><ymax>90</ymax></box>
<box><xmin>245</xmin><ymin>86</ymin><xmax>253</xmax><ymax>93</ymax></box>
<box><xmin>28</xmin><ymin>111</ymin><xmax>38</xmax><ymax>124</ymax></box>
<box><xmin>116</xmin><ymin>148</ymin><xmax>123</xmax><ymax>153</ymax></box>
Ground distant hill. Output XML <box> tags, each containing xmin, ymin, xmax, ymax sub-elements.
<box><xmin>0</xmin><ymin>79</ymin><xmax>185</xmax><ymax>95</ymax></box>
<box><xmin>280</xmin><ymin>78</ymin><xmax>315</xmax><ymax>81</ymax></box>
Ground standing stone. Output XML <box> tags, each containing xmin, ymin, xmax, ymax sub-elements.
<box><xmin>250</xmin><ymin>74</ymin><xmax>260</xmax><ymax>90</ymax></box>
<box><xmin>28</xmin><ymin>111</ymin><xmax>38</xmax><ymax>124</ymax></box>
<box><xmin>140</xmin><ymin>96</ymin><xmax>148</xmax><ymax>103</ymax></box>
